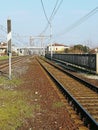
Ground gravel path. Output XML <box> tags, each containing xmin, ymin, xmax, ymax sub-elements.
<box><xmin>16</xmin><ymin>57</ymin><xmax>81</xmax><ymax>130</ymax></box>
<box><xmin>0</xmin><ymin>56</ymin><xmax>89</xmax><ymax>130</ymax></box>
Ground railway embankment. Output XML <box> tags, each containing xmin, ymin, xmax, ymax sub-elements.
<box><xmin>0</xmin><ymin>56</ymin><xmax>89</xmax><ymax>130</ymax></box>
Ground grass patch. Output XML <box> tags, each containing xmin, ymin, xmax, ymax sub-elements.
<box><xmin>0</xmin><ymin>76</ymin><xmax>34</xmax><ymax>129</ymax></box>
<box><xmin>52</xmin><ymin>101</ymin><xmax>65</xmax><ymax>108</ymax></box>
<box><xmin>0</xmin><ymin>56</ymin><xmax>8</xmax><ymax>60</ymax></box>
<box><xmin>0</xmin><ymin>89</ymin><xmax>33</xmax><ymax>129</ymax></box>
<box><xmin>0</xmin><ymin>76</ymin><xmax>22</xmax><ymax>89</ymax></box>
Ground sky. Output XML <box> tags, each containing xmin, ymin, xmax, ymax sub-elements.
<box><xmin>0</xmin><ymin>0</ymin><xmax>98</xmax><ymax>48</ymax></box>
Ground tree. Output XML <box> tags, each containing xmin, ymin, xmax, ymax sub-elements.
<box><xmin>73</xmin><ymin>44</ymin><xmax>90</xmax><ymax>53</ymax></box>
<box><xmin>65</xmin><ymin>44</ymin><xmax>90</xmax><ymax>54</ymax></box>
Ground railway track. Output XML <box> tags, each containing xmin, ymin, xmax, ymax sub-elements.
<box><xmin>37</xmin><ymin>57</ymin><xmax>98</xmax><ymax>130</ymax></box>
<box><xmin>0</xmin><ymin>56</ymin><xmax>28</xmax><ymax>70</ymax></box>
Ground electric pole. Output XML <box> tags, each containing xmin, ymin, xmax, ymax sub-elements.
<box><xmin>50</xmin><ymin>23</ymin><xmax>53</xmax><ymax>60</ymax></box>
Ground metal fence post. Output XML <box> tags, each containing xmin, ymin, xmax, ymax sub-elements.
<box><xmin>96</xmin><ymin>53</ymin><xmax>98</xmax><ymax>74</ymax></box>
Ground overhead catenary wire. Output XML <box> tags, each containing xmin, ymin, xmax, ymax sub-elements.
<box><xmin>0</xmin><ymin>24</ymin><xmax>7</xmax><ymax>33</ymax></box>
<box><xmin>49</xmin><ymin>0</ymin><xmax>60</xmax><ymax>21</ymax></box>
<box><xmin>40</xmin><ymin>0</ymin><xmax>59</xmax><ymax>34</ymax></box>
<box><xmin>55</xmin><ymin>6</ymin><xmax>98</xmax><ymax>37</ymax></box>
<box><xmin>0</xmin><ymin>22</ymin><xmax>26</xmax><ymax>46</ymax></box>
<box><xmin>40</xmin><ymin>0</ymin><xmax>50</xmax><ymax>25</ymax></box>
<box><xmin>50</xmin><ymin>0</ymin><xmax>63</xmax><ymax>21</ymax></box>
<box><xmin>41</xmin><ymin>0</ymin><xmax>62</xmax><ymax>58</ymax></box>
<box><xmin>40</xmin><ymin>0</ymin><xmax>63</xmax><ymax>35</ymax></box>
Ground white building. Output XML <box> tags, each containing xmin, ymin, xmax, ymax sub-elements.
<box><xmin>0</xmin><ymin>42</ymin><xmax>7</xmax><ymax>56</ymax></box>
<box><xmin>46</xmin><ymin>43</ymin><xmax>69</xmax><ymax>54</ymax></box>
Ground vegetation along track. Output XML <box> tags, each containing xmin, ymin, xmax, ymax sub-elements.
<box><xmin>37</xmin><ymin>57</ymin><xmax>98</xmax><ymax>130</ymax></box>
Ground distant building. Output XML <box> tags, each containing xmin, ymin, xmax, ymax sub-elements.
<box><xmin>46</xmin><ymin>43</ymin><xmax>69</xmax><ymax>54</ymax></box>
<box><xmin>0</xmin><ymin>42</ymin><xmax>19</xmax><ymax>56</ymax></box>
<box><xmin>0</xmin><ymin>42</ymin><xmax>7</xmax><ymax>56</ymax></box>
<box><xmin>89</xmin><ymin>47</ymin><xmax>98</xmax><ymax>54</ymax></box>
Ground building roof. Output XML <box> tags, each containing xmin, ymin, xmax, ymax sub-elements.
<box><xmin>49</xmin><ymin>43</ymin><xmax>68</xmax><ymax>47</ymax></box>
<box><xmin>89</xmin><ymin>47</ymin><xmax>98</xmax><ymax>54</ymax></box>
<box><xmin>0</xmin><ymin>42</ymin><xmax>7</xmax><ymax>49</ymax></box>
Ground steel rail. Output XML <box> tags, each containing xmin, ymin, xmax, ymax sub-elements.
<box><xmin>38</xmin><ymin>58</ymin><xmax>98</xmax><ymax>130</ymax></box>
<box><xmin>0</xmin><ymin>56</ymin><xmax>27</xmax><ymax>70</ymax></box>
<box><xmin>45</xmin><ymin>58</ymin><xmax>98</xmax><ymax>93</ymax></box>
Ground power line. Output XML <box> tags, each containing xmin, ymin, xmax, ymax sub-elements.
<box><xmin>40</xmin><ymin>0</ymin><xmax>59</xmax><ymax>34</ymax></box>
<box><xmin>50</xmin><ymin>0</ymin><xmax>60</xmax><ymax>21</ymax></box>
<box><xmin>40</xmin><ymin>0</ymin><xmax>50</xmax><ymax>25</ymax></box>
<box><xmin>40</xmin><ymin>0</ymin><xmax>63</xmax><ymax>35</ymax></box>
<box><xmin>50</xmin><ymin>0</ymin><xmax>63</xmax><ymax>21</ymax></box>
<box><xmin>0</xmin><ymin>24</ymin><xmax>7</xmax><ymax>33</ymax></box>
<box><xmin>55</xmin><ymin>6</ymin><xmax>98</xmax><ymax>37</ymax></box>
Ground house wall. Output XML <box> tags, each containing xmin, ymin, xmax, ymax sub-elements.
<box><xmin>0</xmin><ymin>42</ymin><xmax>7</xmax><ymax>56</ymax></box>
<box><xmin>47</xmin><ymin>45</ymin><xmax>69</xmax><ymax>53</ymax></box>
<box><xmin>0</xmin><ymin>48</ymin><xmax>7</xmax><ymax>56</ymax></box>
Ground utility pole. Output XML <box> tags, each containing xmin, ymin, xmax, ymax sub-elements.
<box><xmin>50</xmin><ymin>23</ymin><xmax>53</xmax><ymax>60</ymax></box>
<box><xmin>30</xmin><ymin>36</ymin><xmax>35</xmax><ymax>46</ymax></box>
<box><xmin>7</xmin><ymin>19</ymin><xmax>12</xmax><ymax>80</ymax></box>
<box><xmin>41</xmin><ymin>37</ymin><xmax>44</xmax><ymax>55</ymax></box>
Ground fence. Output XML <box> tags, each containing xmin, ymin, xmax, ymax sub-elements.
<box><xmin>45</xmin><ymin>53</ymin><xmax>98</xmax><ymax>74</ymax></box>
